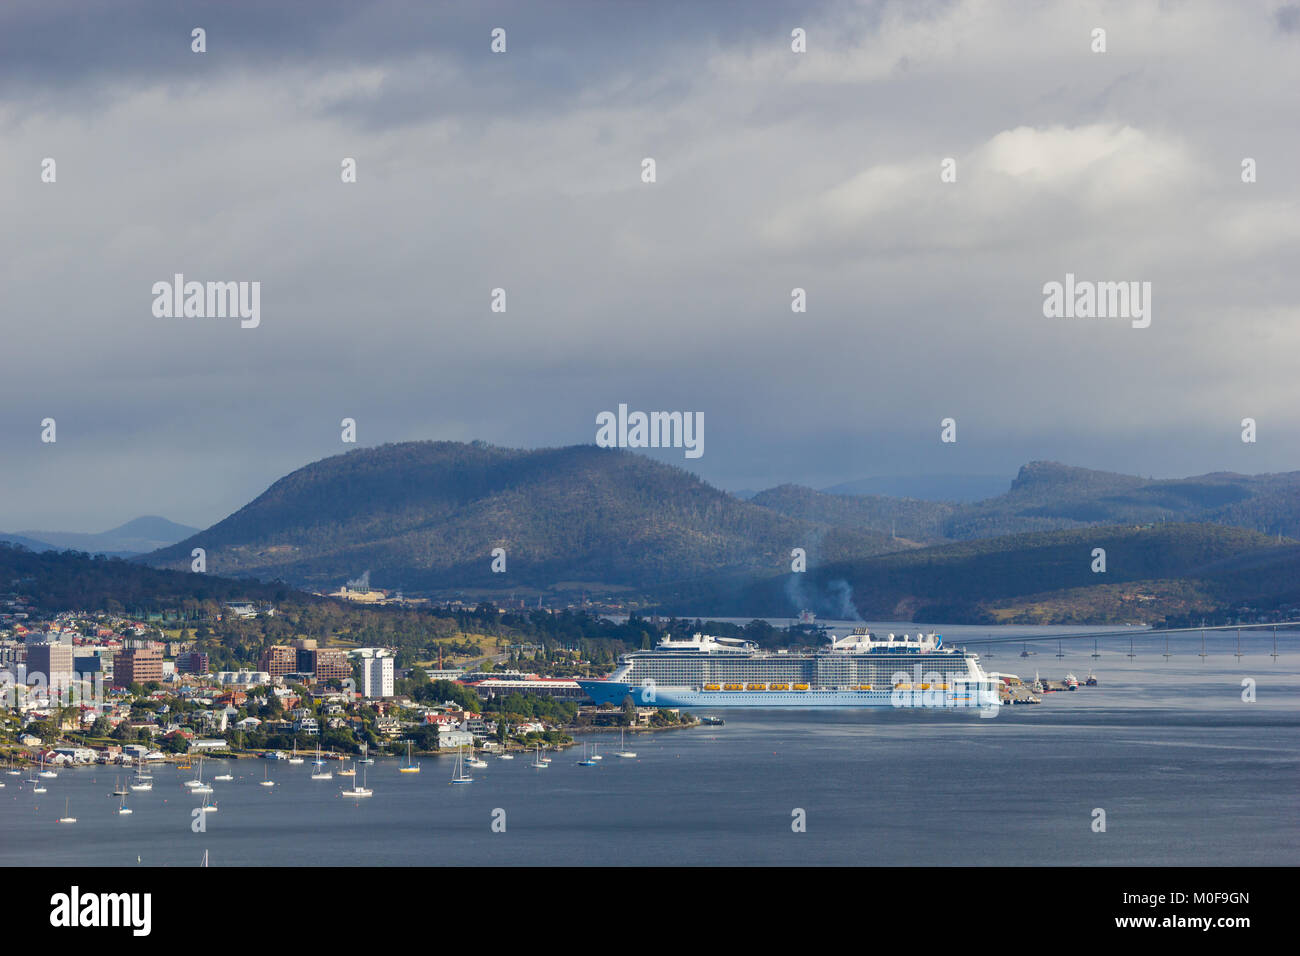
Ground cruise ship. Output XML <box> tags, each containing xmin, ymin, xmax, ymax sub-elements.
<box><xmin>577</xmin><ymin>629</ymin><xmax>1000</xmax><ymax>710</ymax></box>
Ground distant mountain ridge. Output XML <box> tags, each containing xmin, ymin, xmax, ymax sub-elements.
<box><xmin>2</xmin><ymin>515</ymin><xmax>198</xmax><ymax>556</ymax></box>
<box><xmin>718</xmin><ymin>523</ymin><xmax>1300</xmax><ymax>624</ymax></box>
<box><xmin>757</xmin><ymin>461</ymin><xmax>1300</xmax><ymax>543</ymax></box>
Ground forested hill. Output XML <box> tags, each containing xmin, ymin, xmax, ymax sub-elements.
<box><xmin>753</xmin><ymin>462</ymin><xmax>1300</xmax><ymax>542</ymax></box>
<box><xmin>715</xmin><ymin>523</ymin><xmax>1300</xmax><ymax>624</ymax></box>
<box><xmin>144</xmin><ymin>442</ymin><xmax>909</xmax><ymax>592</ymax></box>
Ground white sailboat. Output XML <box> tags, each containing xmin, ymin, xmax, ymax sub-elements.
<box><xmin>199</xmin><ymin>792</ymin><xmax>217</xmax><ymax>813</ymax></box>
<box><xmin>288</xmin><ymin>741</ymin><xmax>304</xmax><ymax>765</ymax></box>
<box><xmin>532</xmin><ymin>744</ymin><xmax>548</xmax><ymax>769</ymax></box>
<box><xmin>112</xmin><ymin>775</ymin><xmax>129</xmax><ymax>796</ymax></box>
<box><xmin>338</xmin><ymin>759</ymin><xmax>356</xmax><ymax>778</ymax></box>
<box><xmin>613</xmin><ymin>728</ymin><xmax>636</xmax><ymax>759</ymax></box>
<box><xmin>38</xmin><ymin>754</ymin><xmax>58</xmax><ymax>779</ymax></box>
<box><xmin>57</xmin><ymin>797</ymin><xmax>76</xmax><ymax>823</ymax></box>
<box><xmin>189</xmin><ymin>758</ymin><xmax>213</xmax><ymax>794</ymax></box>
<box><xmin>399</xmin><ymin>740</ymin><xmax>421</xmax><ymax>774</ymax></box>
<box><xmin>450</xmin><ymin>745</ymin><xmax>473</xmax><ymax>784</ymax></box>
<box><xmin>129</xmin><ymin>757</ymin><xmax>153</xmax><ymax>791</ymax></box>
<box><xmin>590</xmin><ymin>743</ymin><xmax>602</xmax><ymax>761</ymax></box>
<box><xmin>577</xmin><ymin>743</ymin><xmax>597</xmax><ymax>767</ymax></box>
<box><xmin>341</xmin><ymin>766</ymin><xmax>372</xmax><ymax>798</ymax></box>
<box><xmin>497</xmin><ymin>723</ymin><xmax>514</xmax><ymax>759</ymax></box>
<box><xmin>117</xmin><ymin>795</ymin><xmax>132</xmax><ymax>815</ymax></box>
<box><xmin>259</xmin><ymin>763</ymin><xmax>275</xmax><ymax>787</ymax></box>
<box><xmin>466</xmin><ymin>743</ymin><xmax>487</xmax><ymax>770</ymax></box>
<box><xmin>213</xmin><ymin>764</ymin><xmax>233</xmax><ymax>782</ymax></box>
<box><xmin>311</xmin><ymin>743</ymin><xmax>332</xmax><ymax>779</ymax></box>
<box><xmin>6</xmin><ymin>757</ymin><xmax>20</xmax><ymax>776</ymax></box>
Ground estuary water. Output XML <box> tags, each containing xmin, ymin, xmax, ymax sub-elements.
<box><xmin>2</xmin><ymin>630</ymin><xmax>1296</xmax><ymax>866</ymax></box>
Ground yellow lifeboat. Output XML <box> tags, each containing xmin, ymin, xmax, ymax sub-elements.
<box><xmin>703</xmin><ymin>684</ymin><xmax>720</xmax><ymax>691</ymax></box>
<box><xmin>723</xmin><ymin>683</ymin><xmax>743</xmax><ymax>691</ymax></box>
<box><xmin>894</xmin><ymin>682</ymin><xmax>911</xmax><ymax>690</ymax></box>
<box><xmin>769</xmin><ymin>683</ymin><xmax>789</xmax><ymax>691</ymax></box>
<box><xmin>793</xmin><ymin>683</ymin><xmax>809</xmax><ymax>691</ymax></box>
<box><xmin>746</xmin><ymin>683</ymin><xmax>765</xmax><ymax>691</ymax></box>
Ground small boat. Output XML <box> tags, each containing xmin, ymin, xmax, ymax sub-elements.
<box><xmin>57</xmin><ymin>798</ymin><xmax>76</xmax><ymax>823</ymax></box>
<box><xmin>341</xmin><ymin>767</ymin><xmax>373</xmax><ymax>798</ymax></box>
<box><xmin>590</xmin><ymin>743</ymin><xmax>602</xmax><ymax>761</ymax></box>
<box><xmin>450</xmin><ymin>746</ymin><xmax>473</xmax><ymax>784</ymax></box>
<box><xmin>111</xmin><ymin>775</ymin><xmax>129</xmax><ymax>797</ymax></box>
<box><xmin>117</xmin><ymin>796</ymin><xmax>132</xmax><ymax>816</ymax></box>
<box><xmin>1065</xmin><ymin>674</ymin><xmax>1079</xmax><ymax>690</ymax></box>
<box><xmin>199</xmin><ymin>793</ymin><xmax>217</xmax><ymax>813</ymax></box>
<box><xmin>259</xmin><ymin>764</ymin><xmax>275</xmax><ymax>788</ymax></box>
<box><xmin>577</xmin><ymin>743</ymin><xmax>598</xmax><ymax>767</ymax></box>
<box><xmin>532</xmin><ymin>744</ymin><xmax>548</xmax><ymax>769</ymax></box>
<box><xmin>466</xmin><ymin>744</ymin><xmax>487</xmax><ymax>770</ymax></box>
<box><xmin>186</xmin><ymin>757</ymin><xmax>213</xmax><ymax>793</ymax></box>
<box><xmin>399</xmin><ymin>741</ymin><xmax>421</xmax><ymax>774</ymax></box>
<box><xmin>6</xmin><ymin>758</ymin><xmax>20</xmax><ymax>776</ymax></box>
<box><xmin>213</xmin><ymin>768</ymin><xmax>233</xmax><ymax>781</ymax></box>
<box><xmin>288</xmin><ymin>742</ymin><xmax>304</xmax><ymax>765</ymax></box>
<box><xmin>1085</xmin><ymin>672</ymin><xmax>1098</xmax><ymax>686</ymax></box>
<box><xmin>338</xmin><ymin>760</ymin><xmax>356</xmax><ymax>778</ymax></box>
<box><xmin>33</xmin><ymin>785</ymin><xmax>48</xmax><ymax>794</ymax></box>
<box><xmin>613</xmin><ymin>729</ymin><xmax>636</xmax><ymax>759</ymax></box>
<box><xmin>38</xmin><ymin>754</ymin><xmax>58</xmax><ymax>779</ymax></box>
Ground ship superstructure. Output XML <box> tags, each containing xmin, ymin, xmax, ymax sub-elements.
<box><xmin>577</xmin><ymin>629</ymin><xmax>1000</xmax><ymax>710</ymax></box>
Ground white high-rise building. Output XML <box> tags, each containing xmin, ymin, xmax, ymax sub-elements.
<box><xmin>358</xmin><ymin>649</ymin><xmax>394</xmax><ymax>699</ymax></box>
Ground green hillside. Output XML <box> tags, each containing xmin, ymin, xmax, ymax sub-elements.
<box><xmin>144</xmin><ymin>442</ymin><xmax>908</xmax><ymax>593</ymax></box>
<box><xmin>717</xmin><ymin>523</ymin><xmax>1300</xmax><ymax>624</ymax></box>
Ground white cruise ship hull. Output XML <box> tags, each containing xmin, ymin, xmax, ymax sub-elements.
<box><xmin>578</xmin><ymin>680</ymin><xmax>999</xmax><ymax>710</ymax></box>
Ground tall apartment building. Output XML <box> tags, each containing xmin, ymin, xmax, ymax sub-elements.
<box><xmin>358</xmin><ymin>649</ymin><xmax>394</xmax><ymax>699</ymax></box>
<box><xmin>292</xmin><ymin>638</ymin><xmax>318</xmax><ymax>673</ymax></box>
<box><xmin>311</xmin><ymin>648</ymin><xmax>350</xmax><ymax>682</ymax></box>
<box><xmin>114</xmin><ymin>647</ymin><xmax>163</xmax><ymax>688</ymax></box>
<box><xmin>259</xmin><ymin>645</ymin><xmax>298</xmax><ymax>679</ymax></box>
<box><xmin>26</xmin><ymin>642</ymin><xmax>74</xmax><ymax>692</ymax></box>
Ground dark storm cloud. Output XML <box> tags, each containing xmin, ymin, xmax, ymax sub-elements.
<box><xmin>1</xmin><ymin>1</ymin><xmax>1297</xmax><ymax>532</ymax></box>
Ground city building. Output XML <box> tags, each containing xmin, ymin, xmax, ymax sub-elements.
<box><xmin>259</xmin><ymin>645</ymin><xmax>297</xmax><ymax>679</ymax></box>
<box><xmin>310</xmin><ymin>648</ymin><xmax>350</xmax><ymax>682</ymax></box>
<box><xmin>27</xmin><ymin>641</ymin><xmax>75</xmax><ymax>692</ymax></box>
<box><xmin>114</xmin><ymin>647</ymin><xmax>163</xmax><ymax>688</ymax></box>
<box><xmin>357</xmin><ymin>649</ymin><xmax>394</xmax><ymax>699</ymax></box>
<box><xmin>177</xmin><ymin>651</ymin><xmax>209</xmax><ymax>675</ymax></box>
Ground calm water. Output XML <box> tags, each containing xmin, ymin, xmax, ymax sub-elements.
<box><xmin>3</xmin><ymin>631</ymin><xmax>1297</xmax><ymax>866</ymax></box>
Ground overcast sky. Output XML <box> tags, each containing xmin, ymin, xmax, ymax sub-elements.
<box><xmin>2</xmin><ymin>0</ymin><xmax>1299</xmax><ymax>532</ymax></box>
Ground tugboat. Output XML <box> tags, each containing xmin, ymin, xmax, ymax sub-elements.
<box><xmin>1065</xmin><ymin>674</ymin><xmax>1079</xmax><ymax>691</ymax></box>
<box><xmin>1085</xmin><ymin>672</ymin><xmax>1098</xmax><ymax>687</ymax></box>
